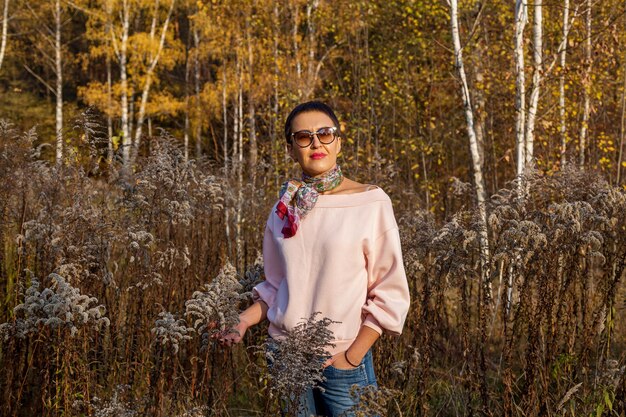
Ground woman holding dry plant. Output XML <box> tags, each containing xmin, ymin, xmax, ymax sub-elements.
<box><xmin>219</xmin><ymin>101</ymin><xmax>410</xmax><ymax>416</ymax></box>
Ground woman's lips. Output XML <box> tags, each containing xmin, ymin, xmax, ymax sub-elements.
<box><xmin>310</xmin><ymin>153</ymin><xmax>326</xmax><ymax>160</ymax></box>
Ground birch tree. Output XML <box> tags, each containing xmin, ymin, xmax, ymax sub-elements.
<box><xmin>109</xmin><ymin>0</ymin><xmax>132</xmax><ymax>165</ymax></box>
<box><xmin>54</xmin><ymin>0</ymin><xmax>63</xmax><ymax>164</ymax></box>
<box><xmin>524</xmin><ymin>0</ymin><xmax>542</xmax><ymax>165</ymax></box>
<box><xmin>514</xmin><ymin>0</ymin><xmax>527</xmax><ymax>180</ymax></box>
<box><xmin>579</xmin><ymin>0</ymin><xmax>592</xmax><ymax>168</ymax></box>
<box><xmin>22</xmin><ymin>0</ymin><xmax>65</xmax><ymax>164</ymax></box>
<box><xmin>131</xmin><ymin>0</ymin><xmax>176</xmax><ymax>163</ymax></box>
<box><xmin>0</xmin><ymin>0</ymin><xmax>9</xmax><ymax>72</ymax></box>
<box><xmin>449</xmin><ymin>0</ymin><xmax>490</xmax><ymax>275</ymax></box>
<box><xmin>618</xmin><ymin>5</ymin><xmax>626</xmax><ymax>185</ymax></box>
<box><xmin>559</xmin><ymin>0</ymin><xmax>571</xmax><ymax>167</ymax></box>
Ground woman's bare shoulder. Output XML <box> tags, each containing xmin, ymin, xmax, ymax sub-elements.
<box><xmin>326</xmin><ymin>178</ymin><xmax>380</xmax><ymax>195</ymax></box>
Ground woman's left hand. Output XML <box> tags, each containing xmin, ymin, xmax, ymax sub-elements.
<box><xmin>322</xmin><ymin>351</ymin><xmax>361</xmax><ymax>370</ymax></box>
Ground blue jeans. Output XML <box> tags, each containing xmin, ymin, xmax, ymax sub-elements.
<box><xmin>293</xmin><ymin>350</ymin><xmax>378</xmax><ymax>417</ymax></box>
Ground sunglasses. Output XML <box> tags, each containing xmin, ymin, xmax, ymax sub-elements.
<box><xmin>290</xmin><ymin>126</ymin><xmax>338</xmax><ymax>148</ymax></box>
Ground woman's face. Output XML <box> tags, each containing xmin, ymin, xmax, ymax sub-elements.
<box><xmin>287</xmin><ymin>111</ymin><xmax>342</xmax><ymax>177</ymax></box>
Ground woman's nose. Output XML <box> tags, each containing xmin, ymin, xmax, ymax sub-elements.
<box><xmin>310</xmin><ymin>134</ymin><xmax>322</xmax><ymax>148</ymax></box>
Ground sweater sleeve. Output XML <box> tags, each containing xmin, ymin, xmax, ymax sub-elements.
<box><xmin>252</xmin><ymin>218</ymin><xmax>284</xmax><ymax>308</ymax></box>
<box><xmin>362</xmin><ymin>226</ymin><xmax>410</xmax><ymax>336</ymax></box>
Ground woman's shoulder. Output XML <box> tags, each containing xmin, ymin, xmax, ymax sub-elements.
<box><xmin>321</xmin><ymin>178</ymin><xmax>381</xmax><ymax>195</ymax></box>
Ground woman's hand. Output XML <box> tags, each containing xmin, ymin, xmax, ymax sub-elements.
<box><xmin>322</xmin><ymin>350</ymin><xmax>361</xmax><ymax>370</ymax></box>
<box><xmin>211</xmin><ymin>319</ymin><xmax>250</xmax><ymax>346</ymax></box>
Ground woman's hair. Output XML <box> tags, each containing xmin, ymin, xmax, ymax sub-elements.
<box><xmin>284</xmin><ymin>101</ymin><xmax>341</xmax><ymax>143</ymax></box>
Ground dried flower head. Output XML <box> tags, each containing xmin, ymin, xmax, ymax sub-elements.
<box><xmin>184</xmin><ymin>262</ymin><xmax>249</xmax><ymax>346</ymax></box>
<box><xmin>261</xmin><ymin>312</ymin><xmax>338</xmax><ymax>414</ymax></box>
<box><xmin>0</xmin><ymin>272</ymin><xmax>109</xmax><ymax>340</ymax></box>
<box><xmin>151</xmin><ymin>311</ymin><xmax>194</xmax><ymax>354</ymax></box>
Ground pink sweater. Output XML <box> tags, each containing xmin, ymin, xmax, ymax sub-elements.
<box><xmin>253</xmin><ymin>187</ymin><xmax>410</xmax><ymax>355</ymax></box>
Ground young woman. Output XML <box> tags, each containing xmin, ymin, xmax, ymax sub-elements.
<box><xmin>220</xmin><ymin>101</ymin><xmax>410</xmax><ymax>416</ymax></box>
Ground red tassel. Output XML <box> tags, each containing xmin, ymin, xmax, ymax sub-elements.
<box><xmin>275</xmin><ymin>201</ymin><xmax>288</xmax><ymax>219</ymax></box>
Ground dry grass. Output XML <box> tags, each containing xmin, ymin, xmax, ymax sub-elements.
<box><xmin>0</xmin><ymin>117</ymin><xmax>625</xmax><ymax>416</ymax></box>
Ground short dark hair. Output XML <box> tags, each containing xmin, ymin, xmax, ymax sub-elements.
<box><xmin>284</xmin><ymin>101</ymin><xmax>341</xmax><ymax>143</ymax></box>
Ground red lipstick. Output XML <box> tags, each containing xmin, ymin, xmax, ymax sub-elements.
<box><xmin>311</xmin><ymin>153</ymin><xmax>326</xmax><ymax>160</ymax></box>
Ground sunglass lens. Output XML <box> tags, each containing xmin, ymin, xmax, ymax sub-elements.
<box><xmin>294</xmin><ymin>131</ymin><xmax>311</xmax><ymax>146</ymax></box>
<box><xmin>317</xmin><ymin>128</ymin><xmax>334</xmax><ymax>143</ymax></box>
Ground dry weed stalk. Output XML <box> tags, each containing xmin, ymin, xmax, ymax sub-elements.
<box><xmin>261</xmin><ymin>312</ymin><xmax>338</xmax><ymax>416</ymax></box>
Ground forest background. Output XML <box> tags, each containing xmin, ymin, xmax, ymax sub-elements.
<box><xmin>0</xmin><ymin>0</ymin><xmax>626</xmax><ymax>416</ymax></box>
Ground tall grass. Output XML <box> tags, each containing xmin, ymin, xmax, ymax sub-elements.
<box><xmin>0</xmin><ymin>116</ymin><xmax>624</xmax><ymax>416</ymax></box>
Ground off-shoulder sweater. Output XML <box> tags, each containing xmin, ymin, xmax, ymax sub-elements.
<box><xmin>252</xmin><ymin>187</ymin><xmax>410</xmax><ymax>356</ymax></box>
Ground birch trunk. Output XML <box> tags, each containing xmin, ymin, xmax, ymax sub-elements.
<box><xmin>0</xmin><ymin>0</ymin><xmax>9</xmax><ymax>72</ymax></box>
<box><xmin>128</xmin><ymin>85</ymin><xmax>134</xmax><ymax>142</ymax></box>
<box><xmin>305</xmin><ymin>0</ymin><xmax>319</xmax><ymax>99</ymax></box>
<box><xmin>132</xmin><ymin>0</ymin><xmax>175</xmax><ymax>162</ymax></box>
<box><xmin>222</xmin><ymin>68</ymin><xmax>231</xmax><ymax>258</ymax></box>
<box><xmin>106</xmin><ymin>51</ymin><xmax>113</xmax><ymax>163</ymax></box>
<box><xmin>118</xmin><ymin>0</ymin><xmax>131</xmax><ymax>166</ymax></box>
<box><xmin>222</xmin><ymin>70</ymin><xmax>228</xmax><ymax>174</ymax></box>
<box><xmin>579</xmin><ymin>0</ymin><xmax>592</xmax><ymax>168</ymax></box>
<box><xmin>193</xmin><ymin>28</ymin><xmax>202</xmax><ymax>159</ymax></box>
<box><xmin>449</xmin><ymin>0</ymin><xmax>490</xmax><ymax>274</ymax></box>
<box><xmin>236</xmin><ymin>81</ymin><xmax>244</xmax><ymax>270</ymax></box>
<box><xmin>514</xmin><ymin>0</ymin><xmax>527</xmax><ymax>179</ymax></box>
<box><xmin>559</xmin><ymin>0</ymin><xmax>570</xmax><ymax>167</ymax></box>
<box><xmin>54</xmin><ymin>0</ymin><xmax>63</xmax><ymax>165</ymax></box>
<box><xmin>524</xmin><ymin>0</ymin><xmax>542</xmax><ymax>165</ymax></box>
<box><xmin>184</xmin><ymin>47</ymin><xmax>190</xmax><ymax>162</ymax></box>
<box><xmin>246</xmin><ymin>16</ymin><xmax>257</xmax><ymax>178</ymax></box>
<box><xmin>618</xmin><ymin>14</ymin><xmax>626</xmax><ymax>185</ymax></box>
<box><xmin>292</xmin><ymin>0</ymin><xmax>301</xmax><ymax>95</ymax></box>
<box><xmin>273</xmin><ymin>3</ymin><xmax>281</xmax><ymax>189</ymax></box>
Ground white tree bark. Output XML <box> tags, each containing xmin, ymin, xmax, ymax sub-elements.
<box><xmin>579</xmin><ymin>0</ymin><xmax>592</xmax><ymax>168</ymax></box>
<box><xmin>524</xmin><ymin>0</ymin><xmax>542</xmax><ymax>166</ymax></box>
<box><xmin>273</xmin><ymin>2</ymin><xmax>281</xmax><ymax>189</ymax></box>
<box><xmin>615</xmin><ymin>66</ymin><xmax>626</xmax><ymax>187</ymax></box>
<box><xmin>222</xmin><ymin>68</ymin><xmax>231</xmax><ymax>257</ymax></box>
<box><xmin>246</xmin><ymin>15</ymin><xmax>257</xmax><ymax>177</ymax></box>
<box><xmin>193</xmin><ymin>28</ymin><xmax>202</xmax><ymax>159</ymax></box>
<box><xmin>559</xmin><ymin>0</ymin><xmax>570</xmax><ymax>167</ymax></box>
<box><xmin>184</xmin><ymin>41</ymin><xmax>190</xmax><ymax>163</ymax></box>
<box><xmin>236</xmin><ymin>75</ymin><xmax>244</xmax><ymax>270</ymax></box>
<box><xmin>618</xmin><ymin>5</ymin><xmax>626</xmax><ymax>185</ymax></box>
<box><xmin>106</xmin><ymin>47</ymin><xmax>113</xmax><ymax>163</ymax></box>
<box><xmin>0</xmin><ymin>0</ymin><xmax>9</xmax><ymax>72</ymax></box>
<box><xmin>449</xmin><ymin>0</ymin><xmax>490</xmax><ymax>276</ymax></box>
<box><xmin>514</xmin><ymin>0</ymin><xmax>527</xmax><ymax>179</ymax></box>
<box><xmin>222</xmin><ymin>69</ymin><xmax>228</xmax><ymax>174</ymax></box>
<box><xmin>54</xmin><ymin>0</ymin><xmax>63</xmax><ymax>165</ymax></box>
<box><xmin>305</xmin><ymin>0</ymin><xmax>319</xmax><ymax>99</ymax></box>
<box><xmin>292</xmin><ymin>0</ymin><xmax>301</xmax><ymax>88</ymax></box>
<box><xmin>132</xmin><ymin>0</ymin><xmax>175</xmax><ymax>161</ymax></box>
<box><xmin>112</xmin><ymin>0</ymin><xmax>131</xmax><ymax>166</ymax></box>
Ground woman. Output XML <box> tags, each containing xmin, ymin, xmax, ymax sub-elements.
<box><xmin>220</xmin><ymin>101</ymin><xmax>410</xmax><ymax>416</ymax></box>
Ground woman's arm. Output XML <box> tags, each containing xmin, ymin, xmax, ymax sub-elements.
<box><xmin>323</xmin><ymin>326</ymin><xmax>380</xmax><ymax>369</ymax></box>
<box><xmin>217</xmin><ymin>300</ymin><xmax>268</xmax><ymax>346</ymax></box>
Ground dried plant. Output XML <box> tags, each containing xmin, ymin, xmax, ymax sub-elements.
<box><xmin>151</xmin><ymin>311</ymin><xmax>194</xmax><ymax>355</ymax></box>
<box><xmin>1</xmin><ymin>118</ymin><xmax>625</xmax><ymax>417</ymax></box>
<box><xmin>185</xmin><ymin>262</ymin><xmax>249</xmax><ymax>345</ymax></box>
<box><xmin>261</xmin><ymin>312</ymin><xmax>338</xmax><ymax>416</ymax></box>
<box><xmin>345</xmin><ymin>385</ymin><xmax>401</xmax><ymax>417</ymax></box>
<box><xmin>239</xmin><ymin>252</ymin><xmax>265</xmax><ymax>293</ymax></box>
<box><xmin>74</xmin><ymin>385</ymin><xmax>138</xmax><ymax>417</ymax></box>
<box><xmin>0</xmin><ymin>272</ymin><xmax>109</xmax><ymax>340</ymax></box>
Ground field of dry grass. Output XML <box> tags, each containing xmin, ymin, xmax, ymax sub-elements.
<box><xmin>0</xmin><ymin>119</ymin><xmax>625</xmax><ymax>416</ymax></box>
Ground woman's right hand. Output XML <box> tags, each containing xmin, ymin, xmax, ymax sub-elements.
<box><xmin>211</xmin><ymin>319</ymin><xmax>250</xmax><ymax>346</ymax></box>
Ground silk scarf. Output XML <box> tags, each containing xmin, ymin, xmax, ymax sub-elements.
<box><xmin>275</xmin><ymin>164</ymin><xmax>344</xmax><ymax>238</ymax></box>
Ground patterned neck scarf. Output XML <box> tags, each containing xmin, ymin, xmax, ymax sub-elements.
<box><xmin>275</xmin><ymin>164</ymin><xmax>344</xmax><ymax>238</ymax></box>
